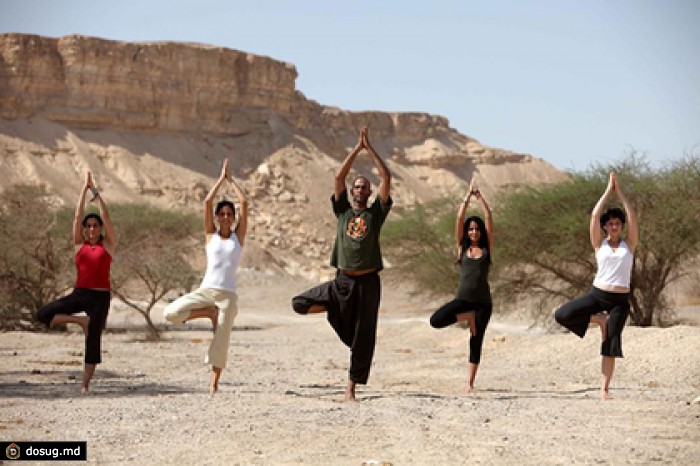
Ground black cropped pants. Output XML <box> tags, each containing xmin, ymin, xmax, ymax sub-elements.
<box><xmin>430</xmin><ymin>299</ymin><xmax>492</xmax><ymax>364</ymax></box>
<box><xmin>292</xmin><ymin>271</ymin><xmax>381</xmax><ymax>385</ymax></box>
<box><xmin>37</xmin><ymin>288</ymin><xmax>111</xmax><ymax>364</ymax></box>
<box><xmin>554</xmin><ymin>287</ymin><xmax>629</xmax><ymax>358</ymax></box>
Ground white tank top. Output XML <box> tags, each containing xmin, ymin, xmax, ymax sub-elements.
<box><xmin>200</xmin><ymin>232</ymin><xmax>242</xmax><ymax>292</ymax></box>
<box><xmin>593</xmin><ymin>239</ymin><xmax>633</xmax><ymax>288</ymax></box>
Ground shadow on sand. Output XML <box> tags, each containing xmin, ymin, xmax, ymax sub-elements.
<box><xmin>0</xmin><ymin>369</ymin><xmax>194</xmax><ymax>399</ymax></box>
<box><xmin>283</xmin><ymin>384</ymin><xmax>623</xmax><ymax>402</ymax></box>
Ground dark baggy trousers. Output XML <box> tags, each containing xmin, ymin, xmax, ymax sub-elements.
<box><xmin>292</xmin><ymin>271</ymin><xmax>381</xmax><ymax>384</ymax></box>
<box><xmin>430</xmin><ymin>299</ymin><xmax>492</xmax><ymax>364</ymax></box>
<box><xmin>554</xmin><ymin>287</ymin><xmax>630</xmax><ymax>357</ymax></box>
<box><xmin>37</xmin><ymin>288</ymin><xmax>111</xmax><ymax>364</ymax></box>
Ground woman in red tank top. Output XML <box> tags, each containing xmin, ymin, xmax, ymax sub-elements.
<box><xmin>37</xmin><ymin>171</ymin><xmax>117</xmax><ymax>393</ymax></box>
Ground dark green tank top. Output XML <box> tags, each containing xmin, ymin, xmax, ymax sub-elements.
<box><xmin>455</xmin><ymin>251</ymin><xmax>491</xmax><ymax>303</ymax></box>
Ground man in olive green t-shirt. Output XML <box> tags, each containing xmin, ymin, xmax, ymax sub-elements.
<box><xmin>292</xmin><ymin>127</ymin><xmax>392</xmax><ymax>401</ymax></box>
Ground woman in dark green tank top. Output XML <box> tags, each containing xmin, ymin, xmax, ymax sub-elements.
<box><xmin>429</xmin><ymin>178</ymin><xmax>494</xmax><ymax>392</ymax></box>
<box><xmin>455</xmin><ymin>249</ymin><xmax>491</xmax><ymax>304</ymax></box>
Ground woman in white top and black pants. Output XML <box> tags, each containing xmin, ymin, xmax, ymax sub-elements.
<box><xmin>555</xmin><ymin>172</ymin><xmax>638</xmax><ymax>400</ymax></box>
<box><xmin>164</xmin><ymin>158</ymin><xmax>248</xmax><ymax>394</ymax></box>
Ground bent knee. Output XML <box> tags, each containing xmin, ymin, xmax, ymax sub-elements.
<box><xmin>163</xmin><ymin>304</ymin><xmax>187</xmax><ymax>324</ymax></box>
<box><xmin>36</xmin><ymin>307</ymin><xmax>53</xmax><ymax>326</ymax></box>
<box><xmin>429</xmin><ymin>315</ymin><xmax>446</xmax><ymax>329</ymax></box>
<box><xmin>291</xmin><ymin>296</ymin><xmax>310</xmax><ymax>315</ymax></box>
<box><xmin>553</xmin><ymin>307</ymin><xmax>567</xmax><ymax>325</ymax></box>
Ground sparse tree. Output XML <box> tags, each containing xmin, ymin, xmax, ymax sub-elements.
<box><xmin>382</xmin><ymin>199</ymin><xmax>458</xmax><ymax>297</ymax></box>
<box><xmin>383</xmin><ymin>154</ymin><xmax>700</xmax><ymax>326</ymax></box>
<box><xmin>494</xmin><ymin>154</ymin><xmax>700</xmax><ymax>326</ymax></box>
<box><xmin>110</xmin><ymin>204</ymin><xmax>200</xmax><ymax>338</ymax></box>
<box><xmin>0</xmin><ymin>187</ymin><xmax>201</xmax><ymax>335</ymax></box>
<box><xmin>0</xmin><ymin>185</ymin><xmax>73</xmax><ymax>328</ymax></box>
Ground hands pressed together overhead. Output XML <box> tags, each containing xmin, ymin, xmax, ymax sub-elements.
<box><xmin>463</xmin><ymin>176</ymin><xmax>481</xmax><ymax>203</ymax></box>
<box><xmin>354</xmin><ymin>126</ymin><xmax>374</xmax><ymax>152</ymax></box>
<box><xmin>218</xmin><ymin>157</ymin><xmax>232</xmax><ymax>182</ymax></box>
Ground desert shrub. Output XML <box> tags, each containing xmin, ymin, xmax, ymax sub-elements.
<box><xmin>384</xmin><ymin>153</ymin><xmax>700</xmax><ymax>326</ymax></box>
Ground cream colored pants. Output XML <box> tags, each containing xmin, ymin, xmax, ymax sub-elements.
<box><xmin>163</xmin><ymin>287</ymin><xmax>238</xmax><ymax>369</ymax></box>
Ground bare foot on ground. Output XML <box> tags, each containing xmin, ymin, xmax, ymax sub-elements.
<box><xmin>210</xmin><ymin>367</ymin><xmax>222</xmax><ymax>395</ymax></box>
<box><xmin>344</xmin><ymin>381</ymin><xmax>356</xmax><ymax>402</ymax></box>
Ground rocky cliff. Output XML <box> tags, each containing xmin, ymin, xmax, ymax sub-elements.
<box><xmin>0</xmin><ymin>33</ymin><xmax>567</xmax><ymax>278</ymax></box>
<box><xmin>1</xmin><ymin>33</ymin><xmax>298</xmax><ymax>131</ymax></box>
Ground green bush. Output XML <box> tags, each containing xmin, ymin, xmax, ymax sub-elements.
<box><xmin>0</xmin><ymin>192</ymin><xmax>201</xmax><ymax>336</ymax></box>
<box><xmin>0</xmin><ymin>185</ymin><xmax>73</xmax><ymax>328</ymax></box>
<box><xmin>384</xmin><ymin>153</ymin><xmax>700</xmax><ymax>326</ymax></box>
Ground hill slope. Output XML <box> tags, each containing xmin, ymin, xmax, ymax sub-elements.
<box><xmin>0</xmin><ymin>33</ymin><xmax>567</xmax><ymax>277</ymax></box>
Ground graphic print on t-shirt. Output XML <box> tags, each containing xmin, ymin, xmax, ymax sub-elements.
<box><xmin>346</xmin><ymin>214</ymin><xmax>368</xmax><ymax>240</ymax></box>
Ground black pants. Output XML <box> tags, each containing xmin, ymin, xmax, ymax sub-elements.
<box><xmin>37</xmin><ymin>288</ymin><xmax>111</xmax><ymax>364</ymax></box>
<box><xmin>292</xmin><ymin>271</ymin><xmax>381</xmax><ymax>384</ymax></box>
<box><xmin>430</xmin><ymin>299</ymin><xmax>492</xmax><ymax>364</ymax></box>
<box><xmin>554</xmin><ymin>287</ymin><xmax>629</xmax><ymax>357</ymax></box>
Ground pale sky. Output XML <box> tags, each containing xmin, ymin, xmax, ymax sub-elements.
<box><xmin>1</xmin><ymin>0</ymin><xmax>698</xmax><ymax>171</ymax></box>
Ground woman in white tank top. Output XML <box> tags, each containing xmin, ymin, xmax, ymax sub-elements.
<box><xmin>554</xmin><ymin>172</ymin><xmax>639</xmax><ymax>400</ymax></box>
<box><xmin>163</xmin><ymin>158</ymin><xmax>248</xmax><ymax>394</ymax></box>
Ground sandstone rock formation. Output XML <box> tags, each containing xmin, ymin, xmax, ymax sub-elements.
<box><xmin>0</xmin><ymin>33</ymin><xmax>567</xmax><ymax>279</ymax></box>
<box><xmin>0</xmin><ymin>33</ymin><xmax>298</xmax><ymax>132</ymax></box>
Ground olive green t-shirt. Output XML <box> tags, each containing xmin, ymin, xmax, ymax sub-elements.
<box><xmin>330</xmin><ymin>190</ymin><xmax>393</xmax><ymax>271</ymax></box>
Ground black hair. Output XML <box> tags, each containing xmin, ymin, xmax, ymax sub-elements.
<box><xmin>215</xmin><ymin>200</ymin><xmax>236</xmax><ymax>217</ymax></box>
<box><xmin>600</xmin><ymin>207</ymin><xmax>626</xmax><ymax>231</ymax></box>
<box><xmin>82</xmin><ymin>213</ymin><xmax>103</xmax><ymax>227</ymax></box>
<box><xmin>82</xmin><ymin>213</ymin><xmax>104</xmax><ymax>240</ymax></box>
<box><xmin>457</xmin><ymin>215</ymin><xmax>491</xmax><ymax>264</ymax></box>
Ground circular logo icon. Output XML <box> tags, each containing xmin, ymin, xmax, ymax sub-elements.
<box><xmin>346</xmin><ymin>215</ymin><xmax>368</xmax><ymax>240</ymax></box>
<box><xmin>6</xmin><ymin>443</ymin><xmax>20</xmax><ymax>460</ymax></box>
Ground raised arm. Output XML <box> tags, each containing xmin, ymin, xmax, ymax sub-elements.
<box><xmin>335</xmin><ymin>130</ymin><xmax>364</xmax><ymax>200</ymax></box>
<box><xmin>614</xmin><ymin>176</ymin><xmax>638</xmax><ymax>253</ymax></box>
<box><xmin>456</xmin><ymin>180</ymin><xmax>474</xmax><ymax>253</ymax></box>
<box><xmin>229</xmin><ymin>175</ymin><xmax>249</xmax><ymax>247</ymax></box>
<box><xmin>91</xmin><ymin>175</ymin><xmax>117</xmax><ymax>256</ymax></box>
<box><xmin>362</xmin><ymin>128</ymin><xmax>391</xmax><ymax>204</ymax></box>
<box><xmin>590</xmin><ymin>172</ymin><xmax>614</xmax><ymax>250</ymax></box>
<box><xmin>72</xmin><ymin>171</ymin><xmax>91</xmax><ymax>246</ymax></box>
<box><xmin>204</xmin><ymin>159</ymin><xmax>229</xmax><ymax>236</ymax></box>
<box><xmin>475</xmin><ymin>191</ymin><xmax>494</xmax><ymax>251</ymax></box>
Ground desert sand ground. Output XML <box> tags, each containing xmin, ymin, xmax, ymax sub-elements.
<box><xmin>2</xmin><ymin>272</ymin><xmax>699</xmax><ymax>465</ymax></box>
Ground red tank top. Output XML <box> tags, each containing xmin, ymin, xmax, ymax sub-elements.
<box><xmin>75</xmin><ymin>241</ymin><xmax>112</xmax><ymax>289</ymax></box>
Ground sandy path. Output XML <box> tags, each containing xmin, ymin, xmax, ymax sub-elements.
<box><xmin>1</xmin><ymin>275</ymin><xmax>698</xmax><ymax>465</ymax></box>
